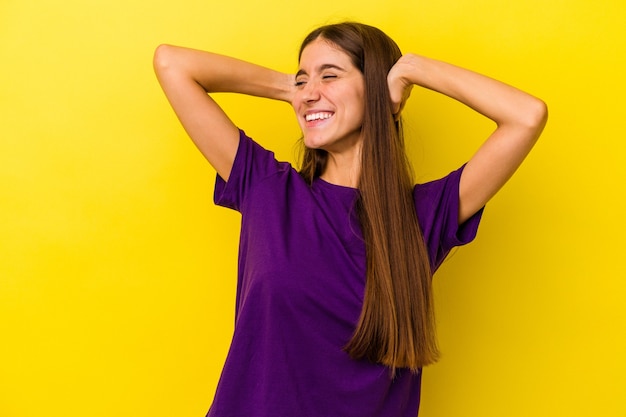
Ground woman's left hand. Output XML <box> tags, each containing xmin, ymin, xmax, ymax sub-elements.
<box><xmin>387</xmin><ymin>54</ymin><xmax>417</xmax><ymax>119</ymax></box>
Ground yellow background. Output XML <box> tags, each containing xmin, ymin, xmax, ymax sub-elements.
<box><xmin>1</xmin><ymin>0</ymin><xmax>624</xmax><ymax>416</ymax></box>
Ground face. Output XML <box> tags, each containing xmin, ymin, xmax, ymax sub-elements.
<box><xmin>293</xmin><ymin>38</ymin><xmax>365</xmax><ymax>154</ymax></box>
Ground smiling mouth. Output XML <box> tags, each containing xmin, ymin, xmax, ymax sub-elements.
<box><xmin>305</xmin><ymin>112</ymin><xmax>334</xmax><ymax>122</ymax></box>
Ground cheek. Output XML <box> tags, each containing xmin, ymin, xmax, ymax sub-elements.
<box><xmin>291</xmin><ymin>94</ymin><xmax>302</xmax><ymax>111</ymax></box>
<box><xmin>348</xmin><ymin>95</ymin><xmax>365</xmax><ymax>125</ymax></box>
<box><xmin>339</xmin><ymin>86</ymin><xmax>365</xmax><ymax>119</ymax></box>
<box><xmin>291</xmin><ymin>97</ymin><xmax>304</xmax><ymax>121</ymax></box>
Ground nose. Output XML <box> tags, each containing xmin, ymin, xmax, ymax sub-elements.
<box><xmin>302</xmin><ymin>79</ymin><xmax>321</xmax><ymax>103</ymax></box>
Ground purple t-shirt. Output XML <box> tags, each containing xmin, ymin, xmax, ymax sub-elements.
<box><xmin>208</xmin><ymin>130</ymin><xmax>483</xmax><ymax>417</ymax></box>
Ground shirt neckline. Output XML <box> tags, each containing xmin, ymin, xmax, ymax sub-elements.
<box><xmin>313</xmin><ymin>177</ymin><xmax>359</xmax><ymax>193</ymax></box>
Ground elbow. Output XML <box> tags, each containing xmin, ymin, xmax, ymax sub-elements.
<box><xmin>526</xmin><ymin>97</ymin><xmax>549</xmax><ymax>136</ymax></box>
<box><xmin>534</xmin><ymin>97</ymin><xmax>549</xmax><ymax>127</ymax></box>
<box><xmin>506</xmin><ymin>96</ymin><xmax>548</xmax><ymax>143</ymax></box>
<box><xmin>153</xmin><ymin>44</ymin><xmax>176</xmax><ymax>75</ymax></box>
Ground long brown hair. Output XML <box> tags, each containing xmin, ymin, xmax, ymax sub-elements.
<box><xmin>299</xmin><ymin>22</ymin><xmax>438</xmax><ymax>372</ymax></box>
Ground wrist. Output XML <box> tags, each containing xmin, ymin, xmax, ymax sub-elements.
<box><xmin>278</xmin><ymin>73</ymin><xmax>296</xmax><ymax>103</ymax></box>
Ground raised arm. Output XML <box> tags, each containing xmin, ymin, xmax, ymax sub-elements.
<box><xmin>388</xmin><ymin>54</ymin><xmax>548</xmax><ymax>223</ymax></box>
<box><xmin>153</xmin><ymin>45</ymin><xmax>295</xmax><ymax>181</ymax></box>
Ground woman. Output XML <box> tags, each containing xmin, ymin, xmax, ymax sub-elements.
<box><xmin>154</xmin><ymin>22</ymin><xmax>547</xmax><ymax>417</ymax></box>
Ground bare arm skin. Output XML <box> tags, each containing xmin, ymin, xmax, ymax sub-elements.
<box><xmin>153</xmin><ymin>45</ymin><xmax>295</xmax><ymax>181</ymax></box>
<box><xmin>388</xmin><ymin>54</ymin><xmax>548</xmax><ymax>223</ymax></box>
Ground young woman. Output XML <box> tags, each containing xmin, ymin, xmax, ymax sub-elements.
<box><xmin>154</xmin><ymin>22</ymin><xmax>547</xmax><ymax>417</ymax></box>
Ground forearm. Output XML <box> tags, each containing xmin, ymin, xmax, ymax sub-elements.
<box><xmin>389</xmin><ymin>53</ymin><xmax>548</xmax><ymax>222</ymax></box>
<box><xmin>153</xmin><ymin>44</ymin><xmax>295</xmax><ymax>102</ymax></box>
<box><xmin>153</xmin><ymin>44</ymin><xmax>296</xmax><ymax>180</ymax></box>
<box><xmin>394</xmin><ymin>54</ymin><xmax>547</xmax><ymax>131</ymax></box>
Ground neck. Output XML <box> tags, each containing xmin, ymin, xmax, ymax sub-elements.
<box><xmin>320</xmin><ymin>148</ymin><xmax>361</xmax><ymax>188</ymax></box>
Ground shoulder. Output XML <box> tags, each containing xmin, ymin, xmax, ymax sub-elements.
<box><xmin>232</xmin><ymin>129</ymin><xmax>292</xmax><ymax>177</ymax></box>
<box><xmin>214</xmin><ymin>129</ymin><xmax>296</xmax><ymax>211</ymax></box>
<box><xmin>413</xmin><ymin>165</ymin><xmax>465</xmax><ymax>208</ymax></box>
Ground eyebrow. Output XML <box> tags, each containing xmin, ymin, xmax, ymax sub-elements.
<box><xmin>295</xmin><ymin>64</ymin><xmax>346</xmax><ymax>78</ymax></box>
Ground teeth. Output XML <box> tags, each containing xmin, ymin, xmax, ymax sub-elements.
<box><xmin>305</xmin><ymin>112</ymin><xmax>333</xmax><ymax>122</ymax></box>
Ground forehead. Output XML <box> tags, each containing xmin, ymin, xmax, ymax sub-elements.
<box><xmin>298</xmin><ymin>38</ymin><xmax>354</xmax><ymax>69</ymax></box>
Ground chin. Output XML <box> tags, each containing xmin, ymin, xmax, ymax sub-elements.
<box><xmin>302</xmin><ymin>136</ymin><xmax>327</xmax><ymax>150</ymax></box>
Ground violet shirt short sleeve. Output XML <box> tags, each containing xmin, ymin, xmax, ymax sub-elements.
<box><xmin>414</xmin><ymin>166</ymin><xmax>484</xmax><ymax>273</ymax></box>
<box><xmin>214</xmin><ymin>129</ymin><xmax>289</xmax><ymax>212</ymax></box>
<box><xmin>209</xmin><ymin>130</ymin><xmax>483</xmax><ymax>417</ymax></box>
